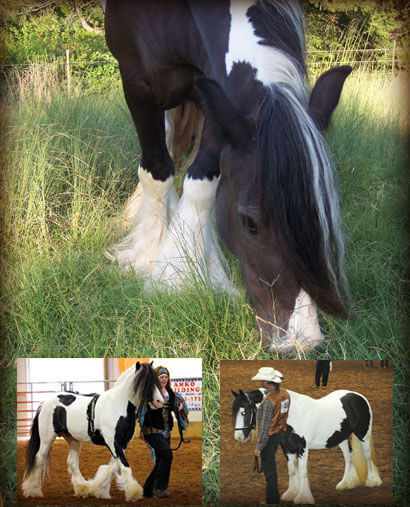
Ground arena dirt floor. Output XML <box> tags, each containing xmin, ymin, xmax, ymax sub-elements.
<box><xmin>220</xmin><ymin>360</ymin><xmax>393</xmax><ymax>505</ymax></box>
<box><xmin>17</xmin><ymin>436</ymin><xmax>201</xmax><ymax>505</ymax></box>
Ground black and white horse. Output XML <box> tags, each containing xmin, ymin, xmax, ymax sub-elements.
<box><xmin>103</xmin><ymin>0</ymin><xmax>352</xmax><ymax>355</ymax></box>
<box><xmin>22</xmin><ymin>362</ymin><xmax>164</xmax><ymax>502</ymax></box>
<box><xmin>232</xmin><ymin>388</ymin><xmax>382</xmax><ymax>504</ymax></box>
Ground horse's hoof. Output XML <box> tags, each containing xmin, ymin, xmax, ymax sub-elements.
<box><xmin>22</xmin><ymin>489</ymin><xmax>43</xmax><ymax>498</ymax></box>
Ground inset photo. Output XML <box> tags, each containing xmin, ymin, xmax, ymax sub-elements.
<box><xmin>220</xmin><ymin>360</ymin><xmax>393</xmax><ymax>504</ymax></box>
<box><xmin>17</xmin><ymin>358</ymin><xmax>202</xmax><ymax>505</ymax></box>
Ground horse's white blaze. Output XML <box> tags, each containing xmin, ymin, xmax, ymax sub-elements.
<box><xmin>106</xmin><ymin>167</ymin><xmax>178</xmax><ymax>275</ymax></box>
<box><xmin>226</xmin><ymin>0</ymin><xmax>305</xmax><ymax>95</ymax></box>
<box><xmin>287</xmin><ymin>289</ymin><xmax>323</xmax><ymax>348</ymax></box>
<box><xmin>234</xmin><ymin>411</ymin><xmax>248</xmax><ymax>442</ymax></box>
<box><xmin>149</xmin><ymin>176</ymin><xmax>233</xmax><ymax>291</ymax></box>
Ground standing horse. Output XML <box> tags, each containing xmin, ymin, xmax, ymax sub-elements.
<box><xmin>103</xmin><ymin>0</ymin><xmax>351</xmax><ymax>354</ymax></box>
<box><xmin>232</xmin><ymin>388</ymin><xmax>382</xmax><ymax>504</ymax></box>
<box><xmin>22</xmin><ymin>362</ymin><xmax>164</xmax><ymax>502</ymax></box>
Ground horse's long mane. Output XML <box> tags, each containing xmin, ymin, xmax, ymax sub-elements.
<box><xmin>250</xmin><ymin>1</ymin><xmax>348</xmax><ymax>315</ymax></box>
<box><xmin>112</xmin><ymin>362</ymin><xmax>158</xmax><ymax>404</ymax></box>
<box><xmin>133</xmin><ymin>362</ymin><xmax>159</xmax><ymax>403</ymax></box>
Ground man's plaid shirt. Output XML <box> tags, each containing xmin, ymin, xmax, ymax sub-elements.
<box><xmin>256</xmin><ymin>388</ymin><xmax>276</xmax><ymax>451</ymax></box>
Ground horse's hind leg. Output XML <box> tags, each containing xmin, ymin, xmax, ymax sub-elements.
<box><xmin>336</xmin><ymin>439</ymin><xmax>359</xmax><ymax>489</ymax></box>
<box><xmin>357</xmin><ymin>435</ymin><xmax>382</xmax><ymax>487</ymax></box>
<box><xmin>106</xmin><ymin>84</ymin><xmax>178</xmax><ymax>276</ymax></box>
<box><xmin>22</xmin><ymin>417</ymin><xmax>56</xmax><ymax>498</ymax></box>
<box><xmin>281</xmin><ymin>452</ymin><xmax>299</xmax><ymax>502</ymax></box>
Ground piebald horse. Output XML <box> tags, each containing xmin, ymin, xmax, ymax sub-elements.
<box><xmin>232</xmin><ymin>388</ymin><xmax>382</xmax><ymax>503</ymax></box>
<box><xmin>103</xmin><ymin>0</ymin><xmax>351</xmax><ymax>354</ymax></box>
<box><xmin>22</xmin><ymin>362</ymin><xmax>164</xmax><ymax>502</ymax></box>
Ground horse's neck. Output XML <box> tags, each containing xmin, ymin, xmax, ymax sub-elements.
<box><xmin>109</xmin><ymin>367</ymin><xmax>138</xmax><ymax>403</ymax></box>
<box><xmin>246</xmin><ymin>388</ymin><xmax>266</xmax><ymax>409</ymax></box>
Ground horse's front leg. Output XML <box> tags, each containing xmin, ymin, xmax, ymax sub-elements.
<box><xmin>293</xmin><ymin>449</ymin><xmax>314</xmax><ymax>504</ymax></box>
<box><xmin>113</xmin><ymin>447</ymin><xmax>143</xmax><ymax>502</ymax></box>
<box><xmin>106</xmin><ymin>82</ymin><xmax>178</xmax><ymax>276</ymax></box>
<box><xmin>150</xmin><ymin>116</ymin><xmax>234</xmax><ymax>292</ymax></box>
<box><xmin>281</xmin><ymin>452</ymin><xmax>299</xmax><ymax>502</ymax></box>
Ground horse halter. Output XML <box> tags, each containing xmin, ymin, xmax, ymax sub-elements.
<box><xmin>235</xmin><ymin>394</ymin><xmax>257</xmax><ymax>434</ymax></box>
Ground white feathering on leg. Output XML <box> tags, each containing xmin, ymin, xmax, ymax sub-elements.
<box><xmin>148</xmin><ymin>176</ymin><xmax>234</xmax><ymax>292</ymax></box>
<box><xmin>105</xmin><ymin>167</ymin><xmax>178</xmax><ymax>275</ymax></box>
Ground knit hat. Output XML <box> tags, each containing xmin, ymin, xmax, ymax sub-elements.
<box><xmin>251</xmin><ymin>367</ymin><xmax>284</xmax><ymax>383</ymax></box>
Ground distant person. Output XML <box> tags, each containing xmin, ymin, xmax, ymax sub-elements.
<box><xmin>315</xmin><ymin>360</ymin><xmax>332</xmax><ymax>387</ymax></box>
<box><xmin>139</xmin><ymin>366</ymin><xmax>188</xmax><ymax>498</ymax></box>
<box><xmin>365</xmin><ymin>360</ymin><xmax>374</xmax><ymax>367</ymax></box>
<box><xmin>251</xmin><ymin>367</ymin><xmax>289</xmax><ymax>505</ymax></box>
<box><xmin>380</xmin><ymin>360</ymin><xmax>389</xmax><ymax>367</ymax></box>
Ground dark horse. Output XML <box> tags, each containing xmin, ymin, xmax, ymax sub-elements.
<box><xmin>103</xmin><ymin>0</ymin><xmax>351</xmax><ymax>354</ymax></box>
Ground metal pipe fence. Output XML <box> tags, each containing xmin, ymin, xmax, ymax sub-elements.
<box><xmin>17</xmin><ymin>377</ymin><xmax>202</xmax><ymax>438</ymax></box>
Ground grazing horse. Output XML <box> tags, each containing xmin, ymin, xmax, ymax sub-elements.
<box><xmin>103</xmin><ymin>0</ymin><xmax>351</xmax><ymax>354</ymax></box>
<box><xmin>232</xmin><ymin>388</ymin><xmax>382</xmax><ymax>504</ymax></box>
<box><xmin>22</xmin><ymin>362</ymin><xmax>164</xmax><ymax>502</ymax></box>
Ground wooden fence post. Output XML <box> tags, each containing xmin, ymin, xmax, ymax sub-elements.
<box><xmin>392</xmin><ymin>40</ymin><xmax>396</xmax><ymax>78</ymax></box>
<box><xmin>66</xmin><ymin>49</ymin><xmax>71</xmax><ymax>95</ymax></box>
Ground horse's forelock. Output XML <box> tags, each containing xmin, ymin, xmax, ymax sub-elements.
<box><xmin>134</xmin><ymin>362</ymin><xmax>158</xmax><ymax>402</ymax></box>
<box><xmin>255</xmin><ymin>84</ymin><xmax>347</xmax><ymax>311</ymax></box>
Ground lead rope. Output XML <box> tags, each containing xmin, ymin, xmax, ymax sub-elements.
<box><xmin>254</xmin><ymin>455</ymin><xmax>263</xmax><ymax>473</ymax></box>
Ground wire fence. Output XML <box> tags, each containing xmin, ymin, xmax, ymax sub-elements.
<box><xmin>1</xmin><ymin>46</ymin><xmax>407</xmax><ymax>100</ymax></box>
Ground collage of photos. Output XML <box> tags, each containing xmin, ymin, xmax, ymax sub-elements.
<box><xmin>1</xmin><ymin>1</ymin><xmax>407</xmax><ymax>506</ymax></box>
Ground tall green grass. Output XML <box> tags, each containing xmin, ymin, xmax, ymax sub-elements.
<box><xmin>1</xmin><ymin>71</ymin><xmax>408</xmax><ymax>504</ymax></box>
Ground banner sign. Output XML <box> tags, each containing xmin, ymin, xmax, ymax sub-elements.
<box><xmin>171</xmin><ymin>378</ymin><xmax>202</xmax><ymax>411</ymax></box>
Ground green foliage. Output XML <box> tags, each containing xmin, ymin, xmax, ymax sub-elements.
<box><xmin>3</xmin><ymin>0</ymin><xmax>119</xmax><ymax>93</ymax></box>
<box><xmin>305</xmin><ymin>0</ymin><xmax>408</xmax><ymax>56</ymax></box>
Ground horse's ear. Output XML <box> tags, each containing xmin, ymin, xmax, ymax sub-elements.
<box><xmin>308</xmin><ymin>65</ymin><xmax>352</xmax><ymax>131</ymax></box>
<box><xmin>135</xmin><ymin>361</ymin><xmax>141</xmax><ymax>371</ymax></box>
<box><xmin>195</xmin><ymin>76</ymin><xmax>252</xmax><ymax>149</ymax></box>
<box><xmin>231</xmin><ymin>390</ymin><xmax>239</xmax><ymax>397</ymax></box>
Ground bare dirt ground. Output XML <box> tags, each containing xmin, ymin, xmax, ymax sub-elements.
<box><xmin>220</xmin><ymin>360</ymin><xmax>393</xmax><ymax>505</ymax></box>
<box><xmin>17</xmin><ymin>437</ymin><xmax>201</xmax><ymax>505</ymax></box>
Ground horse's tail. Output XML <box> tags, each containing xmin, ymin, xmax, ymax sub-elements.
<box><xmin>24</xmin><ymin>405</ymin><xmax>42</xmax><ymax>479</ymax></box>
<box><xmin>166</xmin><ymin>101</ymin><xmax>204</xmax><ymax>173</ymax></box>
<box><xmin>350</xmin><ymin>433</ymin><xmax>368</xmax><ymax>485</ymax></box>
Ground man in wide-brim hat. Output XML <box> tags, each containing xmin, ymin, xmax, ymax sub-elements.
<box><xmin>252</xmin><ymin>367</ymin><xmax>290</xmax><ymax>504</ymax></box>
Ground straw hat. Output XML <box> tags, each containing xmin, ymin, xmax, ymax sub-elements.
<box><xmin>251</xmin><ymin>367</ymin><xmax>284</xmax><ymax>383</ymax></box>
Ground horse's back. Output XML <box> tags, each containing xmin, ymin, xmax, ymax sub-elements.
<box><xmin>287</xmin><ymin>389</ymin><xmax>371</xmax><ymax>449</ymax></box>
<box><xmin>38</xmin><ymin>393</ymin><xmax>91</xmax><ymax>440</ymax></box>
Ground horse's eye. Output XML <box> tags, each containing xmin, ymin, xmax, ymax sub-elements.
<box><xmin>241</xmin><ymin>410</ymin><xmax>246</xmax><ymax>416</ymax></box>
<box><xmin>239</xmin><ymin>212</ymin><xmax>258</xmax><ymax>234</ymax></box>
